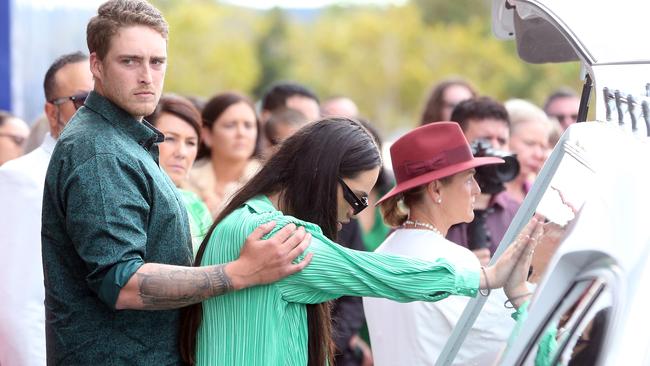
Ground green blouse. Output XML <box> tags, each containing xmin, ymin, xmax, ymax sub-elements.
<box><xmin>180</xmin><ymin>189</ymin><xmax>213</xmax><ymax>256</ymax></box>
<box><xmin>360</xmin><ymin>206</ymin><xmax>391</xmax><ymax>252</ymax></box>
<box><xmin>510</xmin><ymin>301</ymin><xmax>558</xmax><ymax>366</ymax></box>
<box><xmin>196</xmin><ymin>195</ymin><xmax>480</xmax><ymax>365</ymax></box>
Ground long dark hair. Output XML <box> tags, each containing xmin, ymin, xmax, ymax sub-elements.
<box><xmin>180</xmin><ymin>117</ymin><xmax>382</xmax><ymax>365</ymax></box>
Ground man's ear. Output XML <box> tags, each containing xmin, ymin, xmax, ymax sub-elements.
<box><xmin>89</xmin><ymin>52</ymin><xmax>102</xmax><ymax>81</ymax></box>
<box><xmin>44</xmin><ymin>102</ymin><xmax>60</xmax><ymax>138</ymax></box>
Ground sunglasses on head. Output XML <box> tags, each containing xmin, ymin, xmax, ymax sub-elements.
<box><xmin>337</xmin><ymin>177</ymin><xmax>369</xmax><ymax>215</ymax></box>
<box><xmin>49</xmin><ymin>92</ymin><xmax>89</xmax><ymax>110</ymax></box>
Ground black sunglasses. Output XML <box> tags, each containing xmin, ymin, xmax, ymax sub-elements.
<box><xmin>337</xmin><ymin>177</ymin><xmax>369</xmax><ymax>215</ymax></box>
<box><xmin>50</xmin><ymin>92</ymin><xmax>89</xmax><ymax>110</ymax></box>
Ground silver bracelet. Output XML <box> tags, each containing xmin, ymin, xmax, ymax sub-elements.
<box><xmin>479</xmin><ymin>266</ymin><xmax>491</xmax><ymax>296</ymax></box>
<box><xmin>504</xmin><ymin>292</ymin><xmax>533</xmax><ymax>309</ymax></box>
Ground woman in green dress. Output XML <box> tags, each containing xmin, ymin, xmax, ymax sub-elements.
<box><xmin>180</xmin><ymin>118</ymin><xmax>539</xmax><ymax>365</ymax></box>
<box><xmin>149</xmin><ymin>95</ymin><xmax>213</xmax><ymax>255</ymax></box>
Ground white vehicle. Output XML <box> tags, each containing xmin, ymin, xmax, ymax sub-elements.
<box><xmin>437</xmin><ymin>1</ymin><xmax>650</xmax><ymax>365</ymax></box>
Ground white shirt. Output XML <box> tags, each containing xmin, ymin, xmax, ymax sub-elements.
<box><xmin>0</xmin><ymin>134</ymin><xmax>56</xmax><ymax>366</ymax></box>
<box><xmin>363</xmin><ymin>228</ymin><xmax>515</xmax><ymax>366</ymax></box>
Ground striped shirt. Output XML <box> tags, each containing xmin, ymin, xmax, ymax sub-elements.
<box><xmin>196</xmin><ymin>195</ymin><xmax>480</xmax><ymax>365</ymax></box>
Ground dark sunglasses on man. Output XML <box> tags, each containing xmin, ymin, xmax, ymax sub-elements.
<box><xmin>337</xmin><ymin>177</ymin><xmax>369</xmax><ymax>215</ymax></box>
<box><xmin>49</xmin><ymin>92</ymin><xmax>89</xmax><ymax>110</ymax></box>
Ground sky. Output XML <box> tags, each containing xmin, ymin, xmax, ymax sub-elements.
<box><xmin>15</xmin><ymin>0</ymin><xmax>103</xmax><ymax>10</ymax></box>
<box><xmin>221</xmin><ymin>0</ymin><xmax>406</xmax><ymax>8</ymax></box>
<box><xmin>17</xmin><ymin>0</ymin><xmax>407</xmax><ymax>10</ymax></box>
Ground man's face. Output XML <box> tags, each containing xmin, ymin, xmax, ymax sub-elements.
<box><xmin>45</xmin><ymin>60</ymin><xmax>94</xmax><ymax>138</ymax></box>
<box><xmin>463</xmin><ymin>118</ymin><xmax>510</xmax><ymax>151</ymax></box>
<box><xmin>546</xmin><ymin>96</ymin><xmax>579</xmax><ymax>130</ymax></box>
<box><xmin>90</xmin><ymin>25</ymin><xmax>167</xmax><ymax>119</ymax></box>
<box><xmin>286</xmin><ymin>95</ymin><xmax>320</xmax><ymax>122</ymax></box>
<box><xmin>0</xmin><ymin>117</ymin><xmax>30</xmax><ymax>166</ymax></box>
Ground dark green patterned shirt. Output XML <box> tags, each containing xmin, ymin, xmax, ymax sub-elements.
<box><xmin>41</xmin><ymin>91</ymin><xmax>192</xmax><ymax>365</ymax></box>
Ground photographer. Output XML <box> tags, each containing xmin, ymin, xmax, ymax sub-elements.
<box><xmin>447</xmin><ymin>97</ymin><xmax>521</xmax><ymax>265</ymax></box>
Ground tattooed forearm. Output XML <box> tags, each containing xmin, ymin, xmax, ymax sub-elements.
<box><xmin>135</xmin><ymin>264</ymin><xmax>234</xmax><ymax>310</ymax></box>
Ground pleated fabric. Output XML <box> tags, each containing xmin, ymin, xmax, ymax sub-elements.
<box><xmin>195</xmin><ymin>195</ymin><xmax>479</xmax><ymax>365</ymax></box>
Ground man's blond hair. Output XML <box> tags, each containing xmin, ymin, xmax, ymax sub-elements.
<box><xmin>86</xmin><ymin>0</ymin><xmax>168</xmax><ymax>60</ymax></box>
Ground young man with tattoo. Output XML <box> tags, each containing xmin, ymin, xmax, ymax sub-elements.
<box><xmin>40</xmin><ymin>1</ymin><xmax>311</xmax><ymax>364</ymax></box>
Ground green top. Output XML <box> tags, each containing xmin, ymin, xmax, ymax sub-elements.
<box><xmin>196</xmin><ymin>195</ymin><xmax>480</xmax><ymax>365</ymax></box>
<box><xmin>41</xmin><ymin>91</ymin><xmax>193</xmax><ymax>365</ymax></box>
<box><xmin>510</xmin><ymin>301</ymin><xmax>558</xmax><ymax>366</ymax></box>
<box><xmin>360</xmin><ymin>206</ymin><xmax>391</xmax><ymax>252</ymax></box>
<box><xmin>180</xmin><ymin>189</ymin><xmax>213</xmax><ymax>256</ymax></box>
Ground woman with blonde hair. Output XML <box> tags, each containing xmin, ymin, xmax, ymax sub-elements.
<box><xmin>504</xmin><ymin>99</ymin><xmax>554</xmax><ymax>203</ymax></box>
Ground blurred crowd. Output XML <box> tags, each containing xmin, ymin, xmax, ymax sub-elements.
<box><xmin>0</xmin><ymin>1</ymin><xmax>582</xmax><ymax>365</ymax></box>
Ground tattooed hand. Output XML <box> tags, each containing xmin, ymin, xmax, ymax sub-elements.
<box><xmin>226</xmin><ymin>221</ymin><xmax>313</xmax><ymax>290</ymax></box>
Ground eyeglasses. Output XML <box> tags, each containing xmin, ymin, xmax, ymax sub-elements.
<box><xmin>337</xmin><ymin>177</ymin><xmax>369</xmax><ymax>215</ymax></box>
<box><xmin>49</xmin><ymin>92</ymin><xmax>89</xmax><ymax>110</ymax></box>
<box><xmin>550</xmin><ymin>114</ymin><xmax>578</xmax><ymax>122</ymax></box>
<box><xmin>0</xmin><ymin>132</ymin><xmax>27</xmax><ymax>146</ymax></box>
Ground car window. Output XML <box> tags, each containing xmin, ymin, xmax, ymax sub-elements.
<box><xmin>521</xmin><ymin>277</ymin><xmax>611</xmax><ymax>366</ymax></box>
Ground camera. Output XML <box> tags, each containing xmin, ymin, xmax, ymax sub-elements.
<box><xmin>470</xmin><ymin>139</ymin><xmax>520</xmax><ymax>195</ymax></box>
<box><xmin>466</xmin><ymin>139</ymin><xmax>520</xmax><ymax>251</ymax></box>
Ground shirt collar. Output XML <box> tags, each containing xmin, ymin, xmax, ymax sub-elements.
<box><xmin>84</xmin><ymin>90</ymin><xmax>164</xmax><ymax>149</ymax></box>
<box><xmin>245</xmin><ymin>195</ymin><xmax>277</xmax><ymax>213</ymax></box>
<box><xmin>244</xmin><ymin>195</ymin><xmax>324</xmax><ymax>235</ymax></box>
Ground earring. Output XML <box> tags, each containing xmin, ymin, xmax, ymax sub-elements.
<box><xmin>437</xmin><ymin>198</ymin><xmax>442</xmax><ymax>204</ymax></box>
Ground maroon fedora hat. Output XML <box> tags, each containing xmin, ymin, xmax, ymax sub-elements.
<box><xmin>377</xmin><ymin>122</ymin><xmax>504</xmax><ymax>205</ymax></box>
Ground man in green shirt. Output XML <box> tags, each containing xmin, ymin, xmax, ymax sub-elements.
<box><xmin>41</xmin><ymin>1</ymin><xmax>311</xmax><ymax>364</ymax></box>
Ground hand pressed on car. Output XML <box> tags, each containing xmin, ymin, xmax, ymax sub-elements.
<box><xmin>479</xmin><ymin>217</ymin><xmax>543</xmax><ymax>298</ymax></box>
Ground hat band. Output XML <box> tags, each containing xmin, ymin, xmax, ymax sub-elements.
<box><xmin>396</xmin><ymin>145</ymin><xmax>472</xmax><ymax>181</ymax></box>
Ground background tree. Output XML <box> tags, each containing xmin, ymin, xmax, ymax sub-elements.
<box><xmin>161</xmin><ymin>0</ymin><xmax>261</xmax><ymax>97</ymax></box>
<box><xmin>252</xmin><ymin>7</ymin><xmax>292</xmax><ymax>97</ymax></box>
<box><xmin>153</xmin><ymin>0</ymin><xmax>582</xmax><ymax>134</ymax></box>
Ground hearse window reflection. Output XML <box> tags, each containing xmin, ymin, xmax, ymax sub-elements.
<box><xmin>522</xmin><ymin>278</ymin><xmax>612</xmax><ymax>366</ymax></box>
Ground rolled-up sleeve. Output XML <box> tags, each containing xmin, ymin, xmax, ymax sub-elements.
<box><xmin>63</xmin><ymin>153</ymin><xmax>150</xmax><ymax>308</ymax></box>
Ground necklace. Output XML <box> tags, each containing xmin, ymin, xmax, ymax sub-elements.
<box><xmin>402</xmin><ymin>219</ymin><xmax>442</xmax><ymax>236</ymax></box>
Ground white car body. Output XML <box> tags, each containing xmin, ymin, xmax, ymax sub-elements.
<box><xmin>437</xmin><ymin>1</ymin><xmax>650</xmax><ymax>365</ymax></box>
